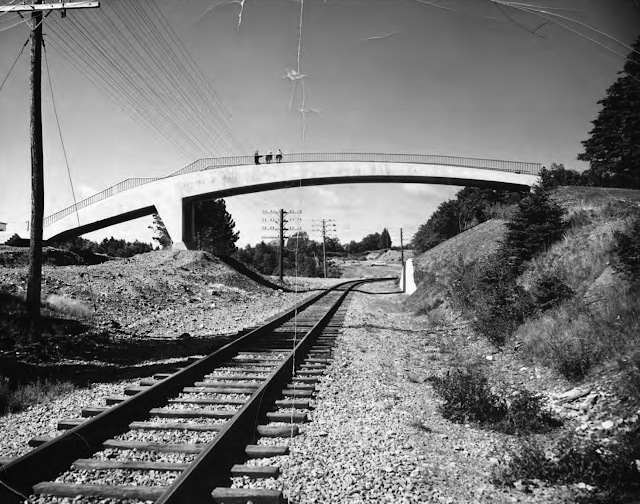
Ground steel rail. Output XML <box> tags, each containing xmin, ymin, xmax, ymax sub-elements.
<box><xmin>158</xmin><ymin>279</ymin><xmax>368</xmax><ymax>503</ymax></box>
<box><xmin>0</xmin><ymin>279</ymin><xmax>367</xmax><ymax>503</ymax></box>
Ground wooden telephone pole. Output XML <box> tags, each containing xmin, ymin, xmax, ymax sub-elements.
<box><xmin>0</xmin><ymin>1</ymin><xmax>100</xmax><ymax>319</ymax></box>
<box><xmin>400</xmin><ymin>228</ymin><xmax>406</xmax><ymax>293</ymax></box>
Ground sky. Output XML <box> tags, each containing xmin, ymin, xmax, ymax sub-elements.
<box><xmin>0</xmin><ymin>0</ymin><xmax>639</xmax><ymax>247</ymax></box>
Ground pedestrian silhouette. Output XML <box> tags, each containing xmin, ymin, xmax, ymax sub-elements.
<box><xmin>266</xmin><ymin>150</ymin><xmax>273</xmax><ymax>164</ymax></box>
<box><xmin>276</xmin><ymin>149</ymin><xmax>283</xmax><ymax>163</ymax></box>
<box><xmin>254</xmin><ymin>150</ymin><xmax>261</xmax><ymax>165</ymax></box>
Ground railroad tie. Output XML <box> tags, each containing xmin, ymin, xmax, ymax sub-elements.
<box><xmin>211</xmin><ymin>487</ymin><xmax>284</xmax><ymax>504</ymax></box>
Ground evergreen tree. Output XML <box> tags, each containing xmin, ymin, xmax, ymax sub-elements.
<box><xmin>577</xmin><ymin>35</ymin><xmax>640</xmax><ymax>188</ymax></box>
<box><xmin>501</xmin><ymin>185</ymin><xmax>568</xmax><ymax>273</ymax></box>
<box><xmin>149</xmin><ymin>213</ymin><xmax>172</xmax><ymax>249</ymax></box>
<box><xmin>379</xmin><ymin>228</ymin><xmax>392</xmax><ymax>249</ymax></box>
<box><xmin>194</xmin><ymin>199</ymin><xmax>240</xmax><ymax>256</ymax></box>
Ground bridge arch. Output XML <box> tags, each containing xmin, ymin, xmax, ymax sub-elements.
<box><xmin>40</xmin><ymin>153</ymin><xmax>540</xmax><ymax>248</ymax></box>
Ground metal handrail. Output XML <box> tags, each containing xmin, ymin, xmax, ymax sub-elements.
<box><xmin>42</xmin><ymin>153</ymin><xmax>541</xmax><ymax>228</ymax></box>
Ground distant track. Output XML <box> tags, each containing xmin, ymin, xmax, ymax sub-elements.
<box><xmin>0</xmin><ymin>278</ymin><xmax>391</xmax><ymax>504</ymax></box>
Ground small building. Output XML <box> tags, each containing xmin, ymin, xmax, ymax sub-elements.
<box><xmin>0</xmin><ymin>222</ymin><xmax>6</xmax><ymax>232</ymax></box>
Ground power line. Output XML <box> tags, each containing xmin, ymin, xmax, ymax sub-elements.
<box><xmin>43</xmin><ymin>42</ymin><xmax>98</xmax><ymax>312</ymax></box>
<box><xmin>43</xmin><ymin>1</ymin><xmax>235</xmax><ymax>160</ymax></box>
<box><xmin>0</xmin><ymin>35</ymin><xmax>28</xmax><ymax>94</ymax></box>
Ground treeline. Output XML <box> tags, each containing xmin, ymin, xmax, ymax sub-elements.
<box><xmin>343</xmin><ymin>228</ymin><xmax>392</xmax><ymax>254</ymax></box>
<box><xmin>235</xmin><ymin>232</ymin><xmax>342</xmax><ymax>278</ymax></box>
<box><xmin>57</xmin><ymin>236</ymin><xmax>155</xmax><ymax>258</ymax></box>
<box><xmin>411</xmin><ymin>188</ymin><xmax>523</xmax><ymax>254</ymax></box>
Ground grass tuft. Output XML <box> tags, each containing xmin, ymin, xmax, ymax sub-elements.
<box><xmin>0</xmin><ymin>374</ymin><xmax>75</xmax><ymax>414</ymax></box>
<box><xmin>493</xmin><ymin>430</ymin><xmax>640</xmax><ymax>503</ymax></box>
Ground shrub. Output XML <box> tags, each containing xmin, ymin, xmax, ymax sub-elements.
<box><xmin>428</xmin><ymin>368</ymin><xmax>506</xmax><ymax>425</ymax></box>
<box><xmin>449</xmin><ymin>255</ymin><xmax>534</xmax><ymax>346</ymax></box>
<box><xmin>612</xmin><ymin>216</ymin><xmax>640</xmax><ymax>284</ymax></box>
<box><xmin>494</xmin><ymin>431</ymin><xmax>640</xmax><ymax>502</ymax></box>
<box><xmin>428</xmin><ymin>368</ymin><xmax>559</xmax><ymax>435</ymax></box>
<box><xmin>531</xmin><ymin>271</ymin><xmax>575</xmax><ymax>312</ymax></box>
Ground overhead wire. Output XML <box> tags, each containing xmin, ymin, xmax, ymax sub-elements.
<box><xmin>47</xmin><ymin>14</ymin><xmax>205</xmax><ymax>160</ymax></box>
<box><xmin>74</xmin><ymin>6</ymin><xmax>215</xmax><ymax>156</ymax></box>
<box><xmin>44</xmin><ymin>33</ymin><xmax>193</xmax><ymax>162</ymax></box>
<box><xmin>43</xmin><ymin>41</ymin><xmax>98</xmax><ymax>312</ymax></box>
<box><xmin>0</xmin><ymin>34</ymin><xmax>28</xmax><ymax>94</ymax></box>
<box><xmin>116</xmin><ymin>0</ymin><xmax>231</xmax><ymax>153</ymax></box>
<box><xmin>43</xmin><ymin>1</ymin><xmax>234</xmax><ymax>161</ymax></box>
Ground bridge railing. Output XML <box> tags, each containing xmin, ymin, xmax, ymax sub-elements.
<box><xmin>167</xmin><ymin>152</ymin><xmax>541</xmax><ymax>177</ymax></box>
<box><xmin>42</xmin><ymin>153</ymin><xmax>541</xmax><ymax>228</ymax></box>
<box><xmin>42</xmin><ymin>177</ymin><xmax>160</xmax><ymax>228</ymax></box>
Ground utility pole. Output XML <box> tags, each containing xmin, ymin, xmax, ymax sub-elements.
<box><xmin>279</xmin><ymin>209</ymin><xmax>284</xmax><ymax>282</ymax></box>
<box><xmin>400</xmin><ymin>228</ymin><xmax>406</xmax><ymax>293</ymax></box>
<box><xmin>0</xmin><ymin>1</ymin><xmax>100</xmax><ymax>320</ymax></box>
<box><xmin>262</xmin><ymin>209</ymin><xmax>301</xmax><ymax>283</ymax></box>
<box><xmin>312</xmin><ymin>218</ymin><xmax>336</xmax><ymax>279</ymax></box>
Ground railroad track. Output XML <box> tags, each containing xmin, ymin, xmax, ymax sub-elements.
<box><xmin>0</xmin><ymin>279</ymin><xmax>386</xmax><ymax>504</ymax></box>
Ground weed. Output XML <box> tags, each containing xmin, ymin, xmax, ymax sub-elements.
<box><xmin>0</xmin><ymin>375</ymin><xmax>75</xmax><ymax>415</ymax></box>
<box><xmin>494</xmin><ymin>430</ymin><xmax>640</xmax><ymax>502</ymax></box>
<box><xmin>517</xmin><ymin>291</ymin><xmax>640</xmax><ymax>381</ymax></box>
<box><xmin>408</xmin><ymin>417</ymin><xmax>433</xmax><ymax>433</ymax></box>
<box><xmin>428</xmin><ymin>368</ymin><xmax>559</xmax><ymax>435</ymax></box>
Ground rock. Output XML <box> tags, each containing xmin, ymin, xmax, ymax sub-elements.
<box><xmin>581</xmin><ymin>393</ymin><xmax>599</xmax><ymax>410</ymax></box>
<box><xmin>558</xmin><ymin>387</ymin><xmax>592</xmax><ymax>405</ymax></box>
<box><xmin>601</xmin><ymin>420</ymin><xmax>614</xmax><ymax>430</ymax></box>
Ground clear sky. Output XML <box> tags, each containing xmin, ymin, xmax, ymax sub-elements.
<box><xmin>1</xmin><ymin>0</ymin><xmax>638</xmax><ymax>247</ymax></box>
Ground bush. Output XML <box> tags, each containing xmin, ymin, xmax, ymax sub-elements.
<box><xmin>612</xmin><ymin>216</ymin><xmax>640</xmax><ymax>284</ymax></box>
<box><xmin>428</xmin><ymin>368</ymin><xmax>559</xmax><ymax>435</ymax></box>
<box><xmin>531</xmin><ymin>271</ymin><xmax>575</xmax><ymax>312</ymax></box>
<box><xmin>449</xmin><ymin>255</ymin><xmax>534</xmax><ymax>347</ymax></box>
<box><xmin>494</xmin><ymin>431</ymin><xmax>640</xmax><ymax>502</ymax></box>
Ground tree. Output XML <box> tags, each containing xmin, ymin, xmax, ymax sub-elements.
<box><xmin>577</xmin><ymin>35</ymin><xmax>640</xmax><ymax>188</ymax></box>
<box><xmin>539</xmin><ymin>163</ymin><xmax>584</xmax><ymax>189</ymax></box>
<box><xmin>379</xmin><ymin>228</ymin><xmax>392</xmax><ymax>249</ymax></box>
<box><xmin>149</xmin><ymin>213</ymin><xmax>172</xmax><ymax>249</ymax></box>
<box><xmin>194</xmin><ymin>199</ymin><xmax>239</xmax><ymax>256</ymax></box>
<box><xmin>411</xmin><ymin>199</ymin><xmax>461</xmax><ymax>254</ymax></box>
<box><xmin>501</xmin><ymin>184</ymin><xmax>568</xmax><ymax>273</ymax></box>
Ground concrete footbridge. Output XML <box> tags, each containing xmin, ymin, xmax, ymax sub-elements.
<box><xmin>40</xmin><ymin>153</ymin><xmax>541</xmax><ymax>249</ymax></box>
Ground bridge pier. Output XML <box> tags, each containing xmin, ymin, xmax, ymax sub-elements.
<box><xmin>153</xmin><ymin>199</ymin><xmax>195</xmax><ymax>251</ymax></box>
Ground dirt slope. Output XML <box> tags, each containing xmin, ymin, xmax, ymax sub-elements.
<box><xmin>406</xmin><ymin>219</ymin><xmax>507</xmax><ymax>310</ymax></box>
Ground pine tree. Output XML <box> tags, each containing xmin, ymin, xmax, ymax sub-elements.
<box><xmin>502</xmin><ymin>185</ymin><xmax>568</xmax><ymax>272</ymax></box>
<box><xmin>149</xmin><ymin>213</ymin><xmax>172</xmax><ymax>249</ymax></box>
<box><xmin>194</xmin><ymin>199</ymin><xmax>239</xmax><ymax>256</ymax></box>
<box><xmin>577</xmin><ymin>35</ymin><xmax>640</xmax><ymax>188</ymax></box>
<box><xmin>379</xmin><ymin>228</ymin><xmax>392</xmax><ymax>249</ymax></box>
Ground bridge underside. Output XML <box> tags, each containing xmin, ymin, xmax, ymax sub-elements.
<box><xmin>43</xmin><ymin>163</ymin><xmax>538</xmax><ymax>248</ymax></box>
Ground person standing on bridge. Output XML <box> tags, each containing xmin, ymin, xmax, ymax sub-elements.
<box><xmin>276</xmin><ymin>149</ymin><xmax>283</xmax><ymax>163</ymax></box>
<box><xmin>254</xmin><ymin>150</ymin><xmax>261</xmax><ymax>164</ymax></box>
<box><xmin>266</xmin><ymin>150</ymin><xmax>273</xmax><ymax>164</ymax></box>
